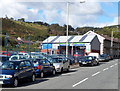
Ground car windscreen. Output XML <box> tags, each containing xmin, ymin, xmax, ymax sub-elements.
<box><xmin>52</xmin><ymin>58</ymin><xmax>63</xmax><ymax>63</ymax></box>
<box><xmin>0</xmin><ymin>61</ymin><xmax>18</xmax><ymax>70</ymax></box>
<box><xmin>0</xmin><ymin>56</ymin><xmax>9</xmax><ymax>62</ymax></box>
<box><xmin>84</xmin><ymin>56</ymin><xmax>93</xmax><ymax>60</ymax></box>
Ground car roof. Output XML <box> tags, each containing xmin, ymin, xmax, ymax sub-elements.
<box><xmin>0</xmin><ymin>55</ymin><xmax>10</xmax><ymax>57</ymax></box>
<box><xmin>10</xmin><ymin>59</ymin><xmax>30</xmax><ymax>62</ymax></box>
<box><xmin>52</xmin><ymin>57</ymin><xmax>66</xmax><ymax>59</ymax></box>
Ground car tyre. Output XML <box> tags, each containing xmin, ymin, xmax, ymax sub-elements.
<box><xmin>60</xmin><ymin>68</ymin><xmax>63</xmax><ymax>73</ymax></box>
<box><xmin>40</xmin><ymin>71</ymin><xmax>44</xmax><ymax>78</ymax></box>
<box><xmin>67</xmin><ymin>66</ymin><xmax>70</xmax><ymax>72</ymax></box>
<box><xmin>52</xmin><ymin>69</ymin><xmax>56</xmax><ymax>75</ymax></box>
<box><xmin>31</xmin><ymin>74</ymin><xmax>36</xmax><ymax>82</ymax></box>
<box><xmin>97</xmin><ymin>61</ymin><xmax>99</xmax><ymax>65</ymax></box>
<box><xmin>91</xmin><ymin>62</ymin><xmax>94</xmax><ymax>66</ymax></box>
<box><xmin>13</xmin><ymin>78</ymin><xmax>18</xmax><ymax>87</ymax></box>
<box><xmin>79</xmin><ymin>63</ymin><xmax>83</xmax><ymax>67</ymax></box>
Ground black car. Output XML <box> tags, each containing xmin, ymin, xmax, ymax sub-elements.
<box><xmin>0</xmin><ymin>60</ymin><xmax>36</xmax><ymax>87</ymax></box>
<box><xmin>33</xmin><ymin>59</ymin><xmax>56</xmax><ymax>78</ymax></box>
<box><xmin>98</xmin><ymin>54</ymin><xmax>110</xmax><ymax>62</ymax></box>
<box><xmin>78</xmin><ymin>56</ymin><xmax>99</xmax><ymax>66</ymax></box>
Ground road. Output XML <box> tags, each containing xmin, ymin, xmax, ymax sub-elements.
<box><xmin>2</xmin><ymin>59</ymin><xmax>119</xmax><ymax>89</ymax></box>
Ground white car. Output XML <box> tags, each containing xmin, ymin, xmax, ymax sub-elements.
<box><xmin>9</xmin><ymin>55</ymin><xmax>28</xmax><ymax>60</ymax></box>
<box><xmin>50</xmin><ymin>57</ymin><xmax>70</xmax><ymax>73</ymax></box>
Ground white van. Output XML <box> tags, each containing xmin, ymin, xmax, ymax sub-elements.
<box><xmin>88</xmin><ymin>53</ymin><xmax>99</xmax><ymax>58</ymax></box>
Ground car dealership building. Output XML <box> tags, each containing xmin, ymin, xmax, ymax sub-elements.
<box><xmin>41</xmin><ymin>31</ymin><xmax>101</xmax><ymax>56</ymax></box>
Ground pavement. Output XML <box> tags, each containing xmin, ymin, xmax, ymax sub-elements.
<box><xmin>2</xmin><ymin>59</ymin><xmax>118</xmax><ymax>89</ymax></box>
<box><xmin>70</xmin><ymin>63</ymin><xmax>79</xmax><ymax>69</ymax></box>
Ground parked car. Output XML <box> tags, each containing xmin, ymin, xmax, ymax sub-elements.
<box><xmin>9</xmin><ymin>55</ymin><xmax>28</xmax><ymax>61</ymax></box>
<box><xmin>49</xmin><ymin>57</ymin><xmax>70</xmax><ymax>73</ymax></box>
<box><xmin>0</xmin><ymin>60</ymin><xmax>36</xmax><ymax>87</ymax></box>
<box><xmin>98</xmin><ymin>54</ymin><xmax>110</xmax><ymax>62</ymax></box>
<box><xmin>78</xmin><ymin>56</ymin><xmax>99</xmax><ymax>66</ymax></box>
<box><xmin>0</xmin><ymin>51</ymin><xmax>11</xmax><ymax>56</ymax></box>
<box><xmin>33</xmin><ymin>59</ymin><xmax>56</xmax><ymax>77</ymax></box>
<box><xmin>88</xmin><ymin>53</ymin><xmax>100</xmax><ymax>58</ymax></box>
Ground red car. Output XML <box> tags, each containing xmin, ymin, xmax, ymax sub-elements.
<box><xmin>0</xmin><ymin>51</ymin><xmax>11</xmax><ymax>56</ymax></box>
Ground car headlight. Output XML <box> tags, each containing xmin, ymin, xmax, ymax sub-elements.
<box><xmin>5</xmin><ymin>75</ymin><xmax>13</xmax><ymax>78</ymax></box>
<box><xmin>55</xmin><ymin>65</ymin><xmax>60</xmax><ymax>68</ymax></box>
<box><xmin>88</xmin><ymin>61</ymin><xmax>92</xmax><ymax>63</ymax></box>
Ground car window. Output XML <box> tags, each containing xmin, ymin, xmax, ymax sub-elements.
<box><xmin>11</xmin><ymin>56</ymin><xmax>18</xmax><ymax>60</ymax></box>
<box><xmin>1</xmin><ymin>57</ymin><xmax>9</xmax><ymax>62</ymax></box>
<box><xmin>33</xmin><ymin>61</ymin><xmax>39</xmax><ymax>65</ymax></box>
<box><xmin>42</xmin><ymin>60</ymin><xmax>46</xmax><ymax>64</ymax></box>
<box><xmin>19</xmin><ymin>61</ymin><xmax>26</xmax><ymax>69</ymax></box>
<box><xmin>52</xmin><ymin>58</ymin><xmax>63</xmax><ymax>63</ymax></box>
<box><xmin>24</xmin><ymin>61</ymin><xmax>32</xmax><ymax>67</ymax></box>
<box><xmin>88</xmin><ymin>57</ymin><xmax>93</xmax><ymax>60</ymax></box>
<box><xmin>1</xmin><ymin>62</ymin><xmax>16</xmax><ymax>70</ymax></box>
<box><xmin>45</xmin><ymin>60</ymin><xmax>50</xmax><ymax>64</ymax></box>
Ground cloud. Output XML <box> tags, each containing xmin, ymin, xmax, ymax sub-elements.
<box><xmin>0</xmin><ymin>0</ymin><xmax>118</xmax><ymax>28</ymax></box>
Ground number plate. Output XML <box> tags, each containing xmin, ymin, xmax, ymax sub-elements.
<box><xmin>82</xmin><ymin>62</ymin><xmax>87</xmax><ymax>64</ymax></box>
<box><xmin>0</xmin><ymin>81</ymin><xmax>3</xmax><ymax>84</ymax></box>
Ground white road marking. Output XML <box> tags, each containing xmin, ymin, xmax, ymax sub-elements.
<box><xmin>110</xmin><ymin>65</ymin><xmax>114</xmax><ymax>68</ymax></box>
<box><xmin>62</xmin><ymin>72</ymin><xmax>77</xmax><ymax>76</ymax></box>
<box><xmin>72</xmin><ymin>78</ymin><xmax>88</xmax><ymax>87</ymax></box>
<box><xmin>103</xmin><ymin>68</ymin><xmax>109</xmax><ymax>71</ymax></box>
<box><xmin>92</xmin><ymin>71</ymin><xmax>100</xmax><ymax>77</ymax></box>
<box><xmin>114</xmin><ymin>63</ymin><xmax>117</xmax><ymax>66</ymax></box>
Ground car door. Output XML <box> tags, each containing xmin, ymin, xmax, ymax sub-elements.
<box><xmin>65</xmin><ymin>58</ymin><xmax>69</xmax><ymax>69</ymax></box>
<box><xmin>63</xmin><ymin>58</ymin><xmax>67</xmax><ymax>69</ymax></box>
<box><xmin>24</xmin><ymin>60</ymin><xmax>33</xmax><ymax>77</ymax></box>
<box><xmin>18</xmin><ymin>61</ymin><xmax>27</xmax><ymax>79</ymax></box>
<box><xmin>45</xmin><ymin>60</ymin><xmax>53</xmax><ymax>72</ymax></box>
<box><xmin>41</xmin><ymin>60</ymin><xmax>48</xmax><ymax>73</ymax></box>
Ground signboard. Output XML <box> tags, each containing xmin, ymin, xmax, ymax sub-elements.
<box><xmin>59</xmin><ymin>43</ymin><xmax>85</xmax><ymax>46</ymax></box>
<box><xmin>42</xmin><ymin>43</ymin><xmax>52</xmax><ymax>49</ymax></box>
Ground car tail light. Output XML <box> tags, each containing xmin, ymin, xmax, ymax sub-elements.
<box><xmin>37</xmin><ymin>65</ymin><xmax>41</xmax><ymax>69</ymax></box>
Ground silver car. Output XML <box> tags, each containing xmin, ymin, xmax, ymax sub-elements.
<box><xmin>50</xmin><ymin>57</ymin><xmax>70</xmax><ymax>73</ymax></box>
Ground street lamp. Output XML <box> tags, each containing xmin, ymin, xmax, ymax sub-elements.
<box><xmin>66</xmin><ymin>2</ymin><xmax>69</xmax><ymax>57</ymax></box>
<box><xmin>66</xmin><ymin>1</ymin><xmax>85</xmax><ymax>57</ymax></box>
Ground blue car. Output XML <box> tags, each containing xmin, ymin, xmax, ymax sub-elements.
<box><xmin>33</xmin><ymin>59</ymin><xmax>56</xmax><ymax>78</ymax></box>
<box><xmin>0</xmin><ymin>60</ymin><xmax>36</xmax><ymax>87</ymax></box>
<box><xmin>78</xmin><ymin>56</ymin><xmax>99</xmax><ymax>66</ymax></box>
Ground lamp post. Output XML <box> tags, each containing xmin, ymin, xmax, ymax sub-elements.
<box><xmin>66</xmin><ymin>1</ymin><xmax>85</xmax><ymax>57</ymax></box>
<box><xmin>5</xmin><ymin>33</ymin><xmax>8</xmax><ymax>57</ymax></box>
<box><xmin>66</xmin><ymin>2</ymin><xmax>69</xmax><ymax>57</ymax></box>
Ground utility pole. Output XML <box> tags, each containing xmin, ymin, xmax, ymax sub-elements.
<box><xmin>110</xmin><ymin>31</ymin><xmax>113</xmax><ymax>56</ymax></box>
<box><xmin>28</xmin><ymin>36</ymin><xmax>31</xmax><ymax>58</ymax></box>
<box><xmin>66</xmin><ymin>2</ymin><xmax>69</xmax><ymax>57</ymax></box>
<box><xmin>5</xmin><ymin>33</ymin><xmax>8</xmax><ymax>57</ymax></box>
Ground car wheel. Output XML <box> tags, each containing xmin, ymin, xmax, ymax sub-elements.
<box><xmin>79</xmin><ymin>63</ymin><xmax>83</xmax><ymax>67</ymax></box>
<box><xmin>91</xmin><ymin>62</ymin><xmax>94</xmax><ymax>66</ymax></box>
<box><xmin>31</xmin><ymin>74</ymin><xmax>36</xmax><ymax>82</ymax></box>
<box><xmin>60</xmin><ymin>68</ymin><xmax>63</xmax><ymax>73</ymax></box>
<box><xmin>52</xmin><ymin>69</ymin><xmax>56</xmax><ymax>75</ymax></box>
<box><xmin>13</xmin><ymin>78</ymin><xmax>18</xmax><ymax>87</ymax></box>
<box><xmin>40</xmin><ymin>72</ymin><xmax>44</xmax><ymax>78</ymax></box>
<box><xmin>67</xmin><ymin>66</ymin><xmax>70</xmax><ymax>72</ymax></box>
<box><xmin>97</xmin><ymin>61</ymin><xmax>99</xmax><ymax>65</ymax></box>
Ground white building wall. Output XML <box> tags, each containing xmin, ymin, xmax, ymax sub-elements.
<box><xmin>85</xmin><ymin>43</ymin><xmax>91</xmax><ymax>53</ymax></box>
<box><xmin>52</xmin><ymin>44</ymin><xmax>59</xmax><ymax>49</ymax></box>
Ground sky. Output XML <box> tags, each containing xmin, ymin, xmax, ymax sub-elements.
<box><xmin>0</xmin><ymin>0</ymin><xmax>119</xmax><ymax>28</ymax></box>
